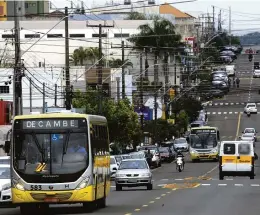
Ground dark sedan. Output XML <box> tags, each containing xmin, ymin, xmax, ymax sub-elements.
<box><xmin>159</xmin><ymin>147</ymin><xmax>175</xmax><ymax>163</ymax></box>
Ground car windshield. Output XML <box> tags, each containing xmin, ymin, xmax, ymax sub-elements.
<box><xmin>13</xmin><ymin>131</ymin><xmax>88</xmax><ymax>182</ymax></box>
<box><xmin>175</xmin><ymin>139</ymin><xmax>187</xmax><ymax>144</ymax></box>
<box><xmin>138</xmin><ymin>146</ymin><xmax>157</xmax><ymax>151</ymax></box>
<box><xmin>190</xmin><ymin>133</ymin><xmax>217</xmax><ymax>149</ymax></box>
<box><xmin>0</xmin><ymin>166</ymin><xmax>10</xmax><ymax>179</ymax></box>
<box><xmin>110</xmin><ymin>157</ymin><xmax>116</xmax><ymax>164</ymax></box>
<box><xmin>122</xmin><ymin>155</ymin><xmax>130</xmax><ymax>159</ymax></box>
<box><xmin>247</xmin><ymin>105</ymin><xmax>256</xmax><ymax>108</ymax></box>
<box><xmin>159</xmin><ymin>147</ymin><xmax>169</xmax><ymax>153</ymax></box>
<box><xmin>190</xmin><ymin>123</ymin><xmax>201</xmax><ymax>128</ymax></box>
<box><xmin>0</xmin><ymin>158</ymin><xmax>10</xmax><ymax>165</ymax></box>
<box><xmin>118</xmin><ymin>160</ymin><xmax>148</xmax><ymax>170</ymax></box>
<box><xmin>245</xmin><ymin>129</ymin><xmax>255</xmax><ymax>133</ymax></box>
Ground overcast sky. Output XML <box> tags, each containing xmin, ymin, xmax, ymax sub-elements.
<box><xmin>50</xmin><ymin>0</ymin><xmax>260</xmax><ymax>35</ymax></box>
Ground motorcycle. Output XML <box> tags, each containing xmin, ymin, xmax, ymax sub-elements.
<box><xmin>247</xmin><ymin>111</ymin><xmax>251</xmax><ymax>117</ymax></box>
<box><xmin>176</xmin><ymin>156</ymin><xmax>184</xmax><ymax>172</ymax></box>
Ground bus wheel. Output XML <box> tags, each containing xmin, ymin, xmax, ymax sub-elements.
<box><xmin>97</xmin><ymin>197</ymin><xmax>106</xmax><ymax>208</ymax></box>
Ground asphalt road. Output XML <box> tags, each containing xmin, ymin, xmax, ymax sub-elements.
<box><xmin>2</xmin><ymin>53</ymin><xmax>260</xmax><ymax>215</ymax></box>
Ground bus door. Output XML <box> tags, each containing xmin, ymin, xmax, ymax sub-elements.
<box><xmin>221</xmin><ymin>142</ymin><xmax>237</xmax><ymax>172</ymax></box>
<box><xmin>236</xmin><ymin>143</ymin><xmax>253</xmax><ymax>172</ymax></box>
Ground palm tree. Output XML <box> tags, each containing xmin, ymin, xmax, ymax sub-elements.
<box><xmin>109</xmin><ymin>58</ymin><xmax>133</xmax><ymax>68</ymax></box>
<box><xmin>128</xmin><ymin>16</ymin><xmax>183</xmax><ymax>83</ymax></box>
<box><xmin>69</xmin><ymin>46</ymin><xmax>87</xmax><ymax>66</ymax></box>
<box><xmin>85</xmin><ymin>47</ymin><xmax>102</xmax><ymax>65</ymax></box>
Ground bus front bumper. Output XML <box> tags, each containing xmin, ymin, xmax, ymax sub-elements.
<box><xmin>190</xmin><ymin>152</ymin><xmax>218</xmax><ymax>160</ymax></box>
<box><xmin>11</xmin><ymin>183</ymin><xmax>110</xmax><ymax>204</ymax></box>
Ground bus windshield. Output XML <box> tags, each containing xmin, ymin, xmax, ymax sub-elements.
<box><xmin>190</xmin><ymin>133</ymin><xmax>217</xmax><ymax>149</ymax></box>
<box><xmin>13</xmin><ymin>118</ymin><xmax>89</xmax><ymax>183</ymax></box>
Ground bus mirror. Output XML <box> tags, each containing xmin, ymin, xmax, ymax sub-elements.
<box><xmin>4</xmin><ymin>140</ymin><xmax>10</xmax><ymax>154</ymax></box>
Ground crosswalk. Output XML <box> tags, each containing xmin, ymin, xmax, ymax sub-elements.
<box><xmin>207</xmin><ymin>111</ymin><xmax>258</xmax><ymax>115</ymax></box>
<box><xmin>203</xmin><ymin>102</ymin><xmax>260</xmax><ymax>107</ymax></box>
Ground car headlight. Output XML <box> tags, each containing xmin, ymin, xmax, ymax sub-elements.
<box><xmin>190</xmin><ymin>149</ymin><xmax>197</xmax><ymax>154</ymax></box>
<box><xmin>76</xmin><ymin>176</ymin><xmax>90</xmax><ymax>190</ymax></box>
<box><xmin>2</xmin><ymin>183</ymin><xmax>11</xmax><ymax>191</ymax></box>
<box><xmin>116</xmin><ymin>174</ymin><xmax>126</xmax><ymax>177</ymax></box>
<box><xmin>140</xmin><ymin>173</ymin><xmax>151</xmax><ymax>177</ymax></box>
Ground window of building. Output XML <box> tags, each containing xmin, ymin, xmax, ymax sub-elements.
<box><xmin>25</xmin><ymin>2</ymin><xmax>28</xmax><ymax>8</ymax></box>
<box><xmin>0</xmin><ymin>86</ymin><xmax>9</xmax><ymax>94</ymax></box>
<box><xmin>2</xmin><ymin>34</ymin><xmax>14</xmax><ymax>39</ymax></box>
<box><xmin>69</xmin><ymin>34</ymin><xmax>85</xmax><ymax>38</ymax></box>
<box><xmin>114</xmin><ymin>33</ymin><xmax>130</xmax><ymax>38</ymax></box>
<box><xmin>47</xmin><ymin>34</ymin><xmax>63</xmax><ymax>38</ymax></box>
<box><xmin>25</xmin><ymin>34</ymin><xmax>41</xmax><ymax>38</ymax></box>
<box><xmin>92</xmin><ymin>33</ymin><xmax>107</xmax><ymax>38</ymax></box>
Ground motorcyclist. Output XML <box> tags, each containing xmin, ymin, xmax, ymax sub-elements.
<box><xmin>176</xmin><ymin>150</ymin><xmax>185</xmax><ymax>167</ymax></box>
<box><xmin>247</xmin><ymin>110</ymin><xmax>251</xmax><ymax>117</ymax></box>
<box><xmin>236</xmin><ymin>77</ymin><xmax>240</xmax><ymax>88</ymax></box>
<box><xmin>145</xmin><ymin>148</ymin><xmax>153</xmax><ymax>167</ymax></box>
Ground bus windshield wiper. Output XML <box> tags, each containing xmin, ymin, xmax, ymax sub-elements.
<box><xmin>61</xmin><ymin>130</ymin><xmax>71</xmax><ymax>165</ymax></box>
<box><xmin>31</xmin><ymin>132</ymin><xmax>45</xmax><ymax>163</ymax></box>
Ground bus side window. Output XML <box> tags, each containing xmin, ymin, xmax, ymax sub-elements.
<box><xmin>217</xmin><ymin>131</ymin><xmax>220</xmax><ymax>141</ymax></box>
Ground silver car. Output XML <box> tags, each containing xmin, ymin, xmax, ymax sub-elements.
<box><xmin>174</xmin><ymin>138</ymin><xmax>189</xmax><ymax>152</ymax></box>
<box><xmin>239</xmin><ymin>133</ymin><xmax>255</xmax><ymax>147</ymax></box>
<box><xmin>115</xmin><ymin>159</ymin><xmax>153</xmax><ymax>191</ymax></box>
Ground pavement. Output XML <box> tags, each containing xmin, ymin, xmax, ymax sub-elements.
<box><xmin>2</xmin><ymin>53</ymin><xmax>260</xmax><ymax>215</ymax></box>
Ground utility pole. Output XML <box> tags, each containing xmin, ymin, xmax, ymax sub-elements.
<box><xmin>65</xmin><ymin>7</ymin><xmax>71</xmax><ymax>110</ymax></box>
<box><xmin>54</xmin><ymin>84</ymin><xmax>57</xmax><ymax>106</ymax></box>
<box><xmin>212</xmin><ymin>6</ymin><xmax>215</xmax><ymax>33</ymax></box>
<box><xmin>140</xmin><ymin>52</ymin><xmax>143</xmax><ymax>105</ymax></box>
<box><xmin>86</xmin><ymin>21</ymin><xmax>114</xmax><ymax>113</ymax></box>
<box><xmin>174</xmin><ymin>55</ymin><xmax>177</xmax><ymax>86</ymax></box>
<box><xmin>229</xmin><ymin>6</ymin><xmax>231</xmax><ymax>45</ymax></box>
<box><xmin>121</xmin><ymin>40</ymin><xmax>125</xmax><ymax>99</ymax></box>
<box><xmin>13</xmin><ymin>1</ymin><xmax>23</xmax><ymax>116</ymax></box>
<box><xmin>29</xmin><ymin>78</ymin><xmax>32</xmax><ymax>112</ymax></box>
<box><xmin>116</xmin><ymin>77</ymin><xmax>120</xmax><ymax>102</ymax></box>
<box><xmin>42</xmin><ymin>83</ymin><xmax>45</xmax><ymax>113</ymax></box>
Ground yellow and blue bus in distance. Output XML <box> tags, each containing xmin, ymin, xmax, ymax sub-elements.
<box><xmin>5</xmin><ymin>112</ymin><xmax>110</xmax><ymax>214</ymax></box>
<box><xmin>189</xmin><ymin>126</ymin><xmax>220</xmax><ymax>162</ymax></box>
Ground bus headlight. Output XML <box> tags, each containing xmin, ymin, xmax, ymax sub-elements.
<box><xmin>190</xmin><ymin>149</ymin><xmax>197</xmax><ymax>154</ymax></box>
<box><xmin>15</xmin><ymin>183</ymin><xmax>25</xmax><ymax>191</ymax></box>
<box><xmin>76</xmin><ymin>177</ymin><xmax>90</xmax><ymax>190</ymax></box>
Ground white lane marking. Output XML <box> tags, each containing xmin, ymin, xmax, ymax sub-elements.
<box><xmin>220</xmin><ymin>103</ymin><xmax>223</xmax><ymax>105</ymax></box>
<box><xmin>251</xmin><ymin>184</ymin><xmax>260</xmax><ymax>187</ymax></box>
<box><xmin>158</xmin><ymin>184</ymin><xmax>166</xmax><ymax>187</ymax></box>
<box><xmin>218</xmin><ymin>112</ymin><xmax>221</xmax><ymax>114</ymax></box>
<box><xmin>229</xmin><ymin>112</ymin><xmax>233</xmax><ymax>114</ymax></box>
<box><xmin>175</xmin><ymin>179</ymin><xmax>184</xmax><ymax>181</ymax></box>
<box><xmin>225</xmin><ymin>178</ymin><xmax>233</xmax><ymax>180</ymax></box>
<box><xmin>212</xmin><ymin>112</ymin><xmax>216</xmax><ymax>114</ymax></box>
<box><xmin>161</xmin><ymin>179</ymin><xmax>169</xmax><ymax>181</ymax></box>
<box><xmin>231</xmin><ymin>103</ymin><xmax>234</xmax><ymax>105</ymax></box>
<box><xmin>225</xmin><ymin>103</ymin><xmax>229</xmax><ymax>105</ymax></box>
<box><xmin>235</xmin><ymin>184</ymin><xmax>243</xmax><ymax>186</ymax></box>
<box><xmin>201</xmin><ymin>184</ymin><xmax>211</xmax><ymax>186</ymax></box>
<box><xmin>235</xmin><ymin>112</ymin><xmax>238</xmax><ymax>114</ymax></box>
<box><xmin>218</xmin><ymin>184</ymin><xmax>227</xmax><ymax>186</ymax></box>
<box><xmin>111</xmin><ymin>186</ymin><xmax>115</xmax><ymax>188</ymax></box>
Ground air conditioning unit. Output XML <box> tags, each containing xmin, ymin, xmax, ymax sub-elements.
<box><xmin>148</xmin><ymin>0</ymin><xmax>155</xmax><ymax>4</ymax></box>
<box><xmin>124</xmin><ymin>0</ymin><xmax>131</xmax><ymax>5</ymax></box>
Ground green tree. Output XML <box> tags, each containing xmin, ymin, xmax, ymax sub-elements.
<box><xmin>69</xmin><ymin>46</ymin><xmax>86</xmax><ymax>66</ymax></box>
<box><xmin>125</xmin><ymin>12</ymin><xmax>147</xmax><ymax>20</ymax></box>
<box><xmin>128</xmin><ymin>16</ymin><xmax>183</xmax><ymax>83</ymax></box>
<box><xmin>72</xmin><ymin>89</ymin><xmax>141</xmax><ymax>148</ymax></box>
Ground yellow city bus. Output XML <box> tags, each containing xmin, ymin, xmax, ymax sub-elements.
<box><xmin>4</xmin><ymin>112</ymin><xmax>110</xmax><ymax>214</ymax></box>
<box><xmin>189</xmin><ymin>126</ymin><xmax>220</xmax><ymax>162</ymax></box>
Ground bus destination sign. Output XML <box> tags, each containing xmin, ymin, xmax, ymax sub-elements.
<box><xmin>191</xmin><ymin>129</ymin><xmax>216</xmax><ymax>134</ymax></box>
<box><xmin>22</xmin><ymin>119</ymin><xmax>79</xmax><ymax>130</ymax></box>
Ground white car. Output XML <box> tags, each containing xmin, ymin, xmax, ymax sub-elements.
<box><xmin>239</xmin><ymin>133</ymin><xmax>255</xmax><ymax>147</ymax></box>
<box><xmin>244</xmin><ymin>103</ymin><xmax>258</xmax><ymax>113</ymax></box>
<box><xmin>110</xmin><ymin>156</ymin><xmax>119</xmax><ymax>179</ymax></box>
<box><xmin>0</xmin><ymin>165</ymin><xmax>11</xmax><ymax>206</ymax></box>
<box><xmin>243</xmin><ymin>128</ymin><xmax>257</xmax><ymax>141</ymax></box>
<box><xmin>253</xmin><ymin>70</ymin><xmax>260</xmax><ymax>78</ymax></box>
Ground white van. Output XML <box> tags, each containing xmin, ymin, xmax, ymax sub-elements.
<box><xmin>219</xmin><ymin>141</ymin><xmax>256</xmax><ymax>180</ymax></box>
<box><xmin>225</xmin><ymin>65</ymin><xmax>236</xmax><ymax>77</ymax></box>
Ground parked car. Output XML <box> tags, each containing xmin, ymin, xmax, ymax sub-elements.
<box><xmin>159</xmin><ymin>147</ymin><xmax>175</xmax><ymax>163</ymax></box>
<box><xmin>115</xmin><ymin>159</ymin><xmax>153</xmax><ymax>191</ymax></box>
<box><xmin>0</xmin><ymin>164</ymin><xmax>11</xmax><ymax>206</ymax></box>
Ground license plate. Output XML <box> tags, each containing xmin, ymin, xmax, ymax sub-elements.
<box><xmin>44</xmin><ymin>197</ymin><xmax>59</xmax><ymax>202</ymax></box>
<box><xmin>128</xmin><ymin>179</ymin><xmax>137</xmax><ymax>183</ymax></box>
